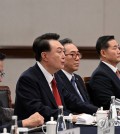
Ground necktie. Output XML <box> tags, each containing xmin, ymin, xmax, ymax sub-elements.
<box><xmin>71</xmin><ymin>76</ymin><xmax>84</xmax><ymax>102</ymax></box>
<box><xmin>116</xmin><ymin>70</ymin><xmax>120</xmax><ymax>79</ymax></box>
<box><xmin>51</xmin><ymin>78</ymin><xmax>62</xmax><ymax>106</ymax></box>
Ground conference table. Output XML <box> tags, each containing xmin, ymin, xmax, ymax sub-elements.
<box><xmin>76</xmin><ymin>125</ymin><xmax>120</xmax><ymax>134</ymax></box>
<box><xmin>28</xmin><ymin>125</ymin><xmax>120</xmax><ymax>134</ymax></box>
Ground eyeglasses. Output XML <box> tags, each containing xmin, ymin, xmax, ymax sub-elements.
<box><xmin>0</xmin><ymin>71</ymin><xmax>5</xmax><ymax>78</ymax></box>
<box><xmin>65</xmin><ymin>53</ymin><xmax>82</xmax><ymax>59</ymax></box>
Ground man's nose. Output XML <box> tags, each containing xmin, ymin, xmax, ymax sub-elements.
<box><xmin>0</xmin><ymin>77</ymin><xmax>2</xmax><ymax>82</ymax></box>
<box><xmin>62</xmin><ymin>52</ymin><xmax>65</xmax><ymax>58</ymax></box>
<box><xmin>118</xmin><ymin>48</ymin><xmax>120</xmax><ymax>53</ymax></box>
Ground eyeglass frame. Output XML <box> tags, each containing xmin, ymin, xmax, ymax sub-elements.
<box><xmin>0</xmin><ymin>71</ymin><xmax>5</xmax><ymax>78</ymax></box>
<box><xmin>65</xmin><ymin>52</ymin><xmax>82</xmax><ymax>59</ymax></box>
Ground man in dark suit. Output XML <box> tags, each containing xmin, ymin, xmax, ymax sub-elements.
<box><xmin>14</xmin><ymin>33</ymin><xmax>98</xmax><ymax>122</ymax></box>
<box><xmin>90</xmin><ymin>35</ymin><xmax>120</xmax><ymax>110</ymax></box>
<box><xmin>0</xmin><ymin>52</ymin><xmax>44</xmax><ymax>132</ymax></box>
<box><xmin>58</xmin><ymin>38</ymin><xmax>90</xmax><ymax>103</ymax></box>
<box><xmin>0</xmin><ymin>111</ymin><xmax>44</xmax><ymax>133</ymax></box>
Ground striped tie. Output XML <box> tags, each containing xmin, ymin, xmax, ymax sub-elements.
<box><xmin>71</xmin><ymin>76</ymin><xmax>84</xmax><ymax>102</ymax></box>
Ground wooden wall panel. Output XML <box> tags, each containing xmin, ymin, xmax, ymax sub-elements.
<box><xmin>0</xmin><ymin>46</ymin><xmax>99</xmax><ymax>59</ymax></box>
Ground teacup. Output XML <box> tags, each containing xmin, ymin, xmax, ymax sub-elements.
<box><xmin>42</xmin><ymin>117</ymin><xmax>57</xmax><ymax>134</ymax></box>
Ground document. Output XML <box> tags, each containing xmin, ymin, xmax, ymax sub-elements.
<box><xmin>75</xmin><ymin>113</ymin><xmax>95</xmax><ymax>125</ymax></box>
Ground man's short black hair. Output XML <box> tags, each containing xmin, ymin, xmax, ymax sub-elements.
<box><xmin>32</xmin><ymin>33</ymin><xmax>60</xmax><ymax>61</ymax></box>
<box><xmin>59</xmin><ymin>38</ymin><xmax>73</xmax><ymax>46</ymax></box>
<box><xmin>0</xmin><ymin>53</ymin><xmax>6</xmax><ymax>60</ymax></box>
<box><xmin>96</xmin><ymin>35</ymin><xmax>115</xmax><ymax>55</ymax></box>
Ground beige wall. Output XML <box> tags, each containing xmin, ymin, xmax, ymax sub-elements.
<box><xmin>0</xmin><ymin>0</ymin><xmax>120</xmax><ymax>102</ymax></box>
<box><xmin>1</xmin><ymin>0</ymin><xmax>120</xmax><ymax>46</ymax></box>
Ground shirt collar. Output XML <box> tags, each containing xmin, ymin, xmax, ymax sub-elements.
<box><xmin>102</xmin><ymin>61</ymin><xmax>118</xmax><ymax>73</ymax></box>
<box><xmin>62</xmin><ymin>69</ymin><xmax>74</xmax><ymax>81</ymax></box>
<box><xmin>37</xmin><ymin>61</ymin><xmax>53</xmax><ymax>84</ymax></box>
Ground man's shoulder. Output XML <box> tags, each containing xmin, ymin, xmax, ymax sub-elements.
<box><xmin>91</xmin><ymin>62</ymin><xmax>113</xmax><ymax>76</ymax></box>
<box><xmin>57</xmin><ymin>70</ymin><xmax>64</xmax><ymax>75</ymax></box>
<box><xmin>19</xmin><ymin>64</ymin><xmax>40</xmax><ymax>79</ymax></box>
<box><xmin>74</xmin><ymin>73</ymin><xmax>82</xmax><ymax>80</ymax></box>
<box><xmin>90</xmin><ymin>62</ymin><xmax>115</xmax><ymax>84</ymax></box>
<box><xmin>56</xmin><ymin>70</ymin><xmax>68</xmax><ymax>79</ymax></box>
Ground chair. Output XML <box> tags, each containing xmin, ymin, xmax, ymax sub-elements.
<box><xmin>83</xmin><ymin>77</ymin><xmax>93</xmax><ymax>102</ymax></box>
<box><xmin>0</xmin><ymin>86</ymin><xmax>12</xmax><ymax>108</ymax></box>
<box><xmin>83</xmin><ymin>77</ymin><xmax>91</xmax><ymax>84</ymax></box>
<box><xmin>0</xmin><ymin>86</ymin><xmax>14</xmax><ymax>125</ymax></box>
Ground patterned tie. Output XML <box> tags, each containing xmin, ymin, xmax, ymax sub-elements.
<box><xmin>71</xmin><ymin>76</ymin><xmax>84</xmax><ymax>102</ymax></box>
<box><xmin>51</xmin><ymin>78</ymin><xmax>62</xmax><ymax>106</ymax></box>
<box><xmin>116</xmin><ymin>69</ymin><xmax>120</xmax><ymax>79</ymax></box>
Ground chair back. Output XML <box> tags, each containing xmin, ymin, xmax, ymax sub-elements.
<box><xmin>0</xmin><ymin>86</ymin><xmax>12</xmax><ymax>108</ymax></box>
<box><xmin>83</xmin><ymin>77</ymin><xmax>93</xmax><ymax>102</ymax></box>
<box><xmin>84</xmin><ymin>77</ymin><xmax>91</xmax><ymax>83</ymax></box>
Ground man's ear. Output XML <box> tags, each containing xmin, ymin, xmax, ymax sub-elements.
<box><xmin>100</xmin><ymin>49</ymin><xmax>106</xmax><ymax>58</ymax></box>
<box><xmin>41</xmin><ymin>52</ymin><xmax>49</xmax><ymax>62</ymax></box>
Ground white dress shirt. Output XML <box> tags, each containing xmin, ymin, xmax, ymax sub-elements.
<box><xmin>37</xmin><ymin>61</ymin><xmax>53</xmax><ymax>92</ymax></box>
<box><xmin>102</xmin><ymin>61</ymin><xmax>118</xmax><ymax>73</ymax></box>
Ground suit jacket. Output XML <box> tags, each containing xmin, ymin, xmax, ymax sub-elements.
<box><xmin>57</xmin><ymin>70</ymin><xmax>90</xmax><ymax>103</ymax></box>
<box><xmin>14</xmin><ymin>63</ymin><xmax>98</xmax><ymax>122</ymax></box>
<box><xmin>90</xmin><ymin>62</ymin><xmax>120</xmax><ymax>110</ymax></box>
<box><xmin>0</xmin><ymin>105</ymin><xmax>21</xmax><ymax>132</ymax></box>
<box><xmin>0</xmin><ymin>121</ymin><xmax>22</xmax><ymax>133</ymax></box>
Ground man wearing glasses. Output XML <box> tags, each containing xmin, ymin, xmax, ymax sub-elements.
<box><xmin>14</xmin><ymin>33</ymin><xmax>98</xmax><ymax>122</ymax></box>
<box><xmin>57</xmin><ymin>38</ymin><xmax>92</xmax><ymax>104</ymax></box>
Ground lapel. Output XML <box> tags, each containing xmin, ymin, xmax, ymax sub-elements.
<box><xmin>75</xmin><ymin>74</ymin><xmax>89</xmax><ymax>102</ymax></box>
<box><xmin>57</xmin><ymin>70</ymin><xmax>78</xmax><ymax>95</ymax></box>
<box><xmin>100</xmin><ymin>62</ymin><xmax>120</xmax><ymax>90</ymax></box>
<box><xmin>57</xmin><ymin>70</ymin><xmax>86</xmax><ymax>101</ymax></box>
<box><xmin>34</xmin><ymin>64</ymin><xmax>58</xmax><ymax>108</ymax></box>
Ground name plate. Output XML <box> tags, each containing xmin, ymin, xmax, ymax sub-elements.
<box><xmin>58</xmin><ymin>127</ymin><xmax>80</xmax><ymax>134</ymax></box>
<box><xmin>97</xmin><ymin>119</ymin><xmax>115</xmax><ymax>134</ymax></box>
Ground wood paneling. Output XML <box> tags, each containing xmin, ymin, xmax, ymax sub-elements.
<box><xmin>78</xmin><ymin>46</ymin><xmax>99</xmax><ymax>59</ymax></box>
<box><xmin>0</xmin><ymin>46</ymin><xmax>34</xmax><ymax>58</ymax></box>
<box><xmin>0</xmin><ymin>46</ymin><xmax>99</xmax><ymax>59</ymax></box>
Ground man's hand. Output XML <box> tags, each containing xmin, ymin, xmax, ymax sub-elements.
<box><xmin>71</xmin><ymin>114</ymin><xmax>83</xmax><ymax>122</ymax></box>
<box><xmin>22</xmin><ymin>112</ymin><xmax>44</xmax><ymax>127</ymax></box>
<box><xmin>71</xmin><ymin>115</ymin><xmax>79</xmax><ymax>122</ymax></box>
